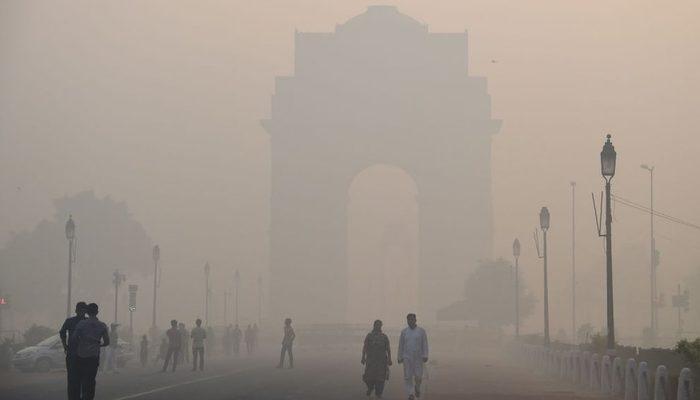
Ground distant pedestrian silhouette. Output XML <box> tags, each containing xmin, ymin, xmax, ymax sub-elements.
<box><xmin>139</xmin><ymin>335</ymin><xmax>148</xmax><ymax>367</ymax></box>
<box><xmin>161</xmin><ymin>320</ymin><xmax>181</xmax><ymax>372</ymax></box>
<box><xmin>190</xmin><ymin>318</ymin><xmax>206</xmax><ymax>371</ymax></box>
<box><xmin>277</xmin><ymin>318</ymin><xmax>295</xmax><ymax>369</ymax></box>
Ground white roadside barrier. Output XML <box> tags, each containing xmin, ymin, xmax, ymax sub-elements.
<box><xmin>590</xmin><ymin>353</ymin><xmax>601</xmax><ymax>392</ymax></box>
<box><xmin>601</xmin><ymin>354</ymin><xmax>612</xmax><ymax>394</ymax></box>
<box><xmin>654</xmin><ymin>365</ymin><xmax>668</xmax><ymax>400</ymax></box>
<box><xmin>581</xmin><ymin>351</ymin><xmax>591</xmax><ymax>388</ymax></box>
<box><xmin>512</xmin><ymin>342</ymin><xmax>693</xmax><ymax>400</ymax></box>
<box><xmin>612</xmin><ymin>356</ymin><xmax>625</xmax><ymax>396</ymax></box>
<box><xmin>624</xmin><ymin>358</ymin><xmax>638</xmax><ymax>400</ymax></box>
<box><xmin>677</xmin><ymin>368</ymin><xmax>694</xmax><ymax>400</ymax></box>
<box><xmin>638</xmin><ymin>361</ymin><xmax>651</xmax><ymax>400</ymax></box>
<box><xmin>572</xmin><ymin>351</ymin><xmax>581</xmax><ymax>385</ymax></box>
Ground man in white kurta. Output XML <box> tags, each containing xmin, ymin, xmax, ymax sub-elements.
<box><xmin>398</xmin><ymin>313</ymin><xmax>428</xmax><ymax>399</ymax></box>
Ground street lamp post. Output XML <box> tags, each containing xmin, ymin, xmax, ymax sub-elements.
<box><xmin>128</xmin><ymin>284</ymin><xmax>138</xmax><ymax>339</ymax></box>
<box><xmin>571</xmin><ymin>181</ymin><xmax>577</xmax><ymax>344</ymax></box>
<box><xmin>601</xmin><ymin>134</ymin><xmax>617</xmax><ymax>351</ymax></box>
<box><xmin>539</xmin><ymin>207</ymin><xmax>551</xmax><ymax>346</ymax></box>
<box><xmin>224</xmin><ymin>290</ymin><xmax>231</xmax><ymax>325</ymax></box>
<box><xmin>641</xmin><ymin>164</ymin><xmax>656</xmax><ymax>340</ymax></box>
<box><xmin>513</xmin><ymin>238</ymin><xmax>521</xmax><ymax>338</ymax></box>
<box><xmin>257</xmin><ymin>274</ymin><xmax>262</xmax><ymax>326</ymax></box>
<box><xmin>65</xmin><ymin>216</ymin><xmax>76</xmax><ymax>318</ymax></box>
<box><xmin>112</xmin><ymin>270</ymin><xmax>126</xmax><ymax>324</ymax></box>
<box><xmin>204</xmin><ymin>262</ymin><xmax>211</xmax><ymax>326</ymax></box>
<box><xmin>152</xmin><ymin>245</ymin><xmax>160</xmax><ymax>328</ymax></box>
<box><xmin>234</xmin><ymin>269</ymin><xmax>240</xmax><ymax>325</ymax></box>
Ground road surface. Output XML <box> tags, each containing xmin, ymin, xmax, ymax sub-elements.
<box><xmin>0</xmin><ymin>347</ymin><xmax>592</xmax><ymax>400</ymax></box>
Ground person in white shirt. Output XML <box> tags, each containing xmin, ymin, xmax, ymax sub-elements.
<box><xmin>398</xmin><ymin>313</ymin><xmax>428</xmax><ymax>400</ymax></box>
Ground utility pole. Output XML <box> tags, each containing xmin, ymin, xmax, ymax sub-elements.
<box><xmin>128</xmin><ymin>284</ymin><xmax>138</xmax><ymax>339</ymax></box>
<box><xmin>65</xmin><ymin>216</ymin><xmax>76</xmax><ymax>318</ymax></box>
<box><xmin>641</xmin><ymin>164</ymin><xmax>656</xmax><ymax>340</ymax></box>
<box><xmin>571</xmin><ymin>181</ymin><xmax>577</xmax><ymax>343</ymax></box>
<box><xmin>204</xmin><ymin>263</ymin><xmax>211</xmax><ymax>326</ymax></box>
<box><xmin>257</xmin><ymin>274</ymin><xmax>262</xmax><ymax>326</ymax></box>
<box><xmin>513</xmin><ymin>239</ymin><xmax>521</xmax><ymax>338</ymax></box>
<box><xmin>112</xmin><ymin>270</ymin><xmax>126</xmax><ymax>324</ymax></box>
<box><xmin>224</xmin><ymin>290</ymin><xmax>231</xmax><ymax>326</ymax></box>
<box><xmin>151</xmin><ymin>245</ymin><xmax>160</xmax><ymax>329</ymax></box>
<box><xmin>672</xmin><ymin>284</ymin><xmax>690</xmax><ymax>336</ymax></box>
<box><xmin>234</xmin><ymin>269</ymin><xmax>240</xmax><ymax>325</ymax></box>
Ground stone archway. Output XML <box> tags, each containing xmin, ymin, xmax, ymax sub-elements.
<box><xmin>263</xmin><ymin>6</ymin><xmax>500</xmax><ymax>324</ymax></box>
<box><xmin>346</xmin><ymin>164</ymin><xmax>419</xmax><ymax>326</ymax></box>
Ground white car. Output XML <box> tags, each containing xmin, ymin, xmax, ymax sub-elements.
<box><xmin>12</xmin><ymin>334</ymin><xmax>133</xmax><ymax>372</ymax></box>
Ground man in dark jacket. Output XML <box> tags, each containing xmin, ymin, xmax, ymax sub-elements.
<box><xmin>161</xmin><ymin>320</ymin><xmax>181</xmax><ymax>372</ymax></box>
<box><xmin>74</xmin><ymin>303</ymin><xmax>110</xmax><ymax>400</ymax></box>
<box><xmin>59</xmin><ymin>301</ymin><xmax>87</xmax><ymax>400</ymax></box>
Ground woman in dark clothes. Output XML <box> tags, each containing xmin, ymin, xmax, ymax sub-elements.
<box><xmin>361</xmin><ymin>320</ymin><xmax>392</xmax><ymax>399</ymax></box>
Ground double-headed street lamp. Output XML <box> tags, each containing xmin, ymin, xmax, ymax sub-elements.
<box><xmin>513</xmin><ymin>238</ymin><xmax>521</xmax><ymax>338</ymax></box>
<box><xmin>152</xmin><ymin>245</ymin><xmax>160</xmax><ymax>328</ymax></box>
<box><xmin>600</xmin><ymin>134</ymin><xmax>617</xmax><ymax>351</ymax></box>
<box><xmin>65</xmin><ymin>215</ymin><xmax>76</xmax><ymax>318</ymax></box>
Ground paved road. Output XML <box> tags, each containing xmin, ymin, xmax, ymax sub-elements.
<box><xmin>0</xmin><ymin>347</ymin><xmax>591</xmax><ymax>400</ymax></box>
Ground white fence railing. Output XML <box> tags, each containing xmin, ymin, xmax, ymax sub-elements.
<box><xmin>513</xmin><ymin>343</ymin><xmax>695</xmax><ymax>400</ymax></box>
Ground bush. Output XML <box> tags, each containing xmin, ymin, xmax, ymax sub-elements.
<box><xmin>675</xmin><ymin>338</ymin><xmax>700</xmax><ymax>366</ymax></box>
<box><xmin>23</xmin><ymin>324</ymin><xmax>55</xmax><ymax>346</ymax></box>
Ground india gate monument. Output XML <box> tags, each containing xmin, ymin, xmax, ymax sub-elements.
<box><xmin>263</xmin><ymin>6</ymin><xmax>501</xmax><ymax>325</ymax></box>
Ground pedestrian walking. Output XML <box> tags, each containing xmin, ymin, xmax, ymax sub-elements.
<box><xmin>362</xmin><ymin>320</ymin><xmax>392</xmax><ymax>399</ymax></box>
<box><xmin>161</xmin><ymin>320</ymin><xmax>181</xmax><ymax>372</ymax></box>
<box><xmin>398</xmin><ymin>313</ymin><xmax>428</xmax><ymax>400</ymax></box>
<box><xmin>74</xmin><ymin>303</ymin><xmax>110</xmax><ymax>400</ymax></box>
<box><xmin>139</xmin><ymin>335</ymin><xmax>148</xmax><ymax>367</ymax></box>
<box><xmin>59</xmin><ymin>301</ymin><xmax>87</xmax><ymax>400</ymax></box>
<box><xmin>232</xmin><ymin>324</ymin><xmax>242</xmax><ymax>356</ymax></box>
<box><xmin>277</xmin><ymin>318</ymin><xmax>295</xmax><ymax>369</ymax></box>
<box><xmin>190</xmin><ymin>318</ymin><xmax>206</xmax><ymax>371</ymax></box>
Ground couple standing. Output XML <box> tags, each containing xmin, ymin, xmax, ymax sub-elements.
<box><xmin>362</xmin><ymin>313</ymin><xmax>428</xmax><ymax>400</ymax></box>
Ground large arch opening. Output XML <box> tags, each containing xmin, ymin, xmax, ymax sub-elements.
<box><xmin>346</xmin><ymin>164</ymin><xmax>419</xmax><ymax>327</ymax></box>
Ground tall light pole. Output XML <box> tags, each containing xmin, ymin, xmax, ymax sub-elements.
<box><xmin>641</xmin><ymin>164</ymin><xmax>656</xmax><ymax>339</ymax></box>
<box><xmin>224</xmin><ymin>290</ymin><xmax>231</xmax><ymax>325</ymax></box>
<box><xmin>513</xmin><ymin>238</ymin><xmax>521</xmax><ymax>338</ymax></box>
<box><xmin>571</xmin><ymin>181</ymin><xmax>577</xmax><ymax>343</ymax></box>
<box><xmin>600</xmin><ymin>134</ymin><xmax>617</xmax><ymax>351</ymax></box>
<box><xmin>112</xmin><ymin>269</ymin><xmax>126</xmax><ymax>323</ymax></box>
<box><xmin>535</xmin><ymin>207</ymin><xmax>551</xmax><ymax>346</ymax></box>
<box><xmin>152</xmin><ymin>245</ymin><xmax>160</xmax><ymax>328</ymax></box>
<box><xmin>234</xmin><ymin>269</ymin><xmax>240</xmax><ymax>325</ymax></box>
<box><xmin>204</xmin><ymin>262</ymin><xmax>211</xmax><ymax>326</ymax></box>
<box><xmin>65</xmin><ymin>215</ymin><xmax>76</xmax><ymax>318</ymax></box>
<box><xmin>128</xmin><ymin>284</ymin><xmax>138</xmax><ymax>339</ymax></box>
<box><xmin>257</xmin><ymin>274</ymin><xmax>262</xmax><ymax>326</ymax></box>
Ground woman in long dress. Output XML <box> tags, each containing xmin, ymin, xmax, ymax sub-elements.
<box><xmin>362</xmin><ymin>320</ymin><xmax>392</xmax><ymax>399</ymax></box>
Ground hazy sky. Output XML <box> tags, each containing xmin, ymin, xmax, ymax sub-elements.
<box><xmin>2</xmin><ymin>1</ymin><xmax>699</xmax><ymax>337</ymax></box>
